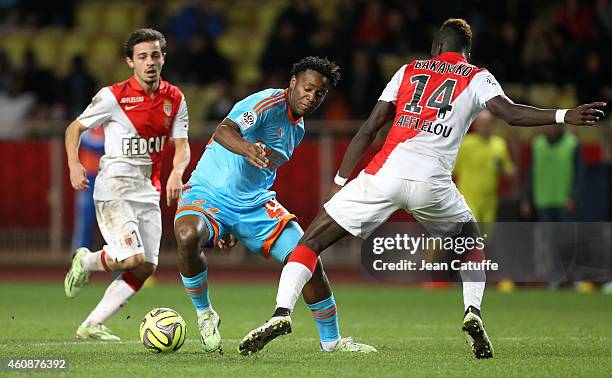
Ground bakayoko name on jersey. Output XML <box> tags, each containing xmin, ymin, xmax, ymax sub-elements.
<box><xmin>413</xmin><ymin>60</ymin><xmax>474</xmax><ymax>76</ymax></box>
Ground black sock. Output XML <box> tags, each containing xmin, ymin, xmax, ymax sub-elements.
<box><xmin>464</xmin><ymin>305</ymin><xmax>481</xmax><ymax>319</ymax></box>
<box><xmin>273</xmin><ymin>307</ymin><xmax>290</xmax><ymax>317</ymax></box>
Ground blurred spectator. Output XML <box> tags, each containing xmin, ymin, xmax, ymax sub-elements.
<box><xmin>0</xmin><ymin>75</ymin><xmax>35</xmax><ymax>139</ymax></box>
<box><xmin>274</xmin><ymin>0</ymin><xmax>319</xmax><ymax>45</ymax></box>
<box><xmin>63</xmin><ymin>56</ymin><xmax>97</xmax><ymax>120</ymax></box>
<box><xmin>0</xmin><ymin>50</ymin><xmax>15</xmax><ymax>93</ymax></box>
<box><xmin>144</xmin><ymin>0</ymin><xmax>169</xmax><ymax>33</ymax></box>
<box><xmin>182</xmin><ymin>32</ymin><xmax>233</xmax><ymax>85</ymax></box>
<box><xmin>260</xmin><ymin>19</ymin><xmax>309</xmax><ymax>79</ymax></box>
<box><xmin>521</xmin><ymin>126</ymin><xmax>583</xmax><ymax>221</ymax></box>
<box><xmin>21</xmin><ymin>50</ymin><xmax>57</xmax><ymax>107</ymax></box>
<box><xmin>490</xmin><ymin>22</ymin><xmax>523</xmax><ymax>82</ymax></box>
<box><xmin>555</xmin><ymin>0</ymin><xmax>594</xmax><ymax>41</ymax></box>
<box><xmin>595</xmin><ymin>0</ymin><xmax>612</xmax><ymax>40</ymax></box>
<box><xmin>575</xmin><ymin>51</ymin><xmax>608</xmax><ymax>104</ymax></box>
<box><xmin>17</xmin><ymin>0</ymin><xmax>75</xmax><ymax>27</ymax></box>
<box><xmin>380</xmin><ymin>8</ymin><xmax>411</xmax><ymax>55</ymax></box>
<box><xmin>455</xmin><ymin>110</ymin><xmax>515</xmax><ymax>223</ymax></box>
<box><xmin>346</xmin><ymin>47</ymin><xmax>384</xmax><ymax>119</ymax></box>
<box><xmin>353</xmin><ymin>1</ymin><xmax>387</xmax><ymax>47</ymax></box>
<box><xmin>521</xmin><ymin>126</ymin><xmax>585</xmax><ymax>286</ymax></box>
<box><xmin>311</xmin><ymin>25</ymin><xmax>347</xmax><ymax>69</ymax></box>
<box><xmin>521</xmin><ymin>19</ymin><xmax>556</xmax><ymax>82</ymax></box>
<box><xmin>169</xmin><ymin>0</ymin><xmax>225</xmax><ymax>44</ymax></box>
<box><xmin>206</xmin><ymin>81</ymin><xmax>237</xmax><ymax>121</ymax></box>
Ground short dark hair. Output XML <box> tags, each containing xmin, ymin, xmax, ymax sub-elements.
<box><xmin>435</xmin><ymin>18</ymin><xmax>472</xmax><ymax>53</ymax></box>
<box><xmin>290</xmin><ymin>56</ymin><xmax>341</xmax><ymax>87</ymax></box>
<box><xmin>124</xmin><ymin>28</ymin><xmax>166</xmax><ymax>58</ymax></box>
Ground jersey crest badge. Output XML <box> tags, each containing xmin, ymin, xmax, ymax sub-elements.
<box><xmin>163</xmin><ymin>99</ymin><xmax>172</xmax><ymax>116</ymax></box>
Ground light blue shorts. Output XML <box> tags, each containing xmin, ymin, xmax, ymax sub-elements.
<box><xmin>175</xmin><ymin>182</ymin><xmax>302</xmax><ymax>263</ymax></box>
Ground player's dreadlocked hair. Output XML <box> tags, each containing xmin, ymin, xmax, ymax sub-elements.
<box><xmin>125</xmin><ymin>28</ymin><xmax>167</xmax><ymax>58</ymax></box>
<box><xmin>290</xmin><ymin>56</ymin><xmax>341</xmax><ymax>87</ymax></box>
<box><xmin>435</xmin><ymin>18</ymin><xmax>472</xmax><ymax>53</ymax></box>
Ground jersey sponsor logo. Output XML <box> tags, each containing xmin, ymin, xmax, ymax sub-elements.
<box><xmin>394</xmin><ymin>115</ymin><xmax>452</xmax><ymax>137</ymax></box>
<box><xmin>120</xmin><ymin>96</ymin><xmax>144</xmax><ymax>104</ymax></box>
<box><xmin>236</xmin><ymin>110</ymin><xmax>257</xmax><ymax>131</ymax></box>
<box><xmin>122</xmin><ymin>135</ymin><xmax>167</xmax><ymax>156</ymax></box>
<box><xmin>163</xmin><ymin>99</ymin><xmax>172</xmax><ymax>116</ymax></box>
<box><xmin>124</xmin><ymin>104</ymin><xmax>140</xmax><ymax>110</ymax></box>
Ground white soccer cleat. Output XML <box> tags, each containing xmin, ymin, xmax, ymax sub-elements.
<box><xmin>324</xmin><ymin>337</ymin><xmax>377</xmax><ymax>353</ymax></box>
<box><xmin>462</xmin><ymin>311</ymin><xmax>494</xmax><ymax>359</ymax></box>
<box><xmin>64</xmin><ymin>248</ymin><xmax>92</xmax><ymax>298</ymax></box>
<box><xmin>238</xmin><ymin>315</ymin><xmax>292</xmax><ymax>356</ymax></box>
<box><xmin>198</xmin><ymin>308</ymin><xmax>222</xmax><ymax>353</ymax></box>
<box><xmin>76</xmin><ymin>323</ymin><xmax>120</xmax><ymax>341</ymax></box>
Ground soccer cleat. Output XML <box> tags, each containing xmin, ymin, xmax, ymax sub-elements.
<box><xmin>76</xmin><ymin>324</ymin><xmax>120</xmax><ymax>341</ymax></box>
<box><xmin>238</xmin><ymin>316</ymin><xmax>292</xmax><ymax>356</ymax></box>
<box><xmin>64</xmin><ymin>248</ymin><xmax>92</xmax><ymax>298</ymax></box>
<box><xmin>462</xmin><ymin>310</ymin><xmax>494</xmax><ymax>359</ymax></box>
<box><xmin>324</xmin><ymin>337</ymin><xmax>377</xmax><ymax>353</ymax></box>
<box><xmin>198</xmin><ymin>308</ymin><xmax>222</xmax><ymax>353</ymax></box>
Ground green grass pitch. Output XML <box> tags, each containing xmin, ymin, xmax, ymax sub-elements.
<box><xmin>1</xmin><ymin>282</ymin><xmax>611</xmax><ymax>377</ymax></box>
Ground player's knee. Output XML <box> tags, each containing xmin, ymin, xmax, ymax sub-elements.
<box><xmin>175</xmin><ymin>222</ymin><xmax>207</xmax><ymax>253</ymax></box>
<box><xmin>300</xmin><ymin>238</ymin><xmax>324</xmax><ymax>255</ymax></box>
<box><xmin>132</xmin><ymin>262</ymin><xmax>156</xmax><ymax>281</ymax></box>
<box><xmin>121</xmin><ymin>253</ymin><xmax>145</xmax><ymax>270</ymax></box>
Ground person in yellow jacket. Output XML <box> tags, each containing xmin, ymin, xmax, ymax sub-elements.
<box><xmin>454</xmin><ymin>110</ymin><xmax>515</xmax><ymax>223</ymax></box>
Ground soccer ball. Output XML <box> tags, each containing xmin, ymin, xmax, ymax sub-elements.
<box><xmin>140</xmin><ymin>308</ymin><xmax>186</xmax><ymax>353</ymax></box>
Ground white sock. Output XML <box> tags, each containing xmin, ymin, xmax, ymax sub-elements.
<box><xmin>81</xmin><ymin>277</ymin><xmax>136</xmax><ymax>327</ymax></box>
<box><xmin>275</xmin><ymin>262</ymin><xmax>313</xmax><ymax>312</ymax></box>
<box><xmin>81</xmin><ymin>250</ymin><xmax>108</xmax><ymax>272</ymax></box>
<box><xmin>460</xmin><ymin>269</ymin><xmax>486</xmax><ymax>311</ymax></box>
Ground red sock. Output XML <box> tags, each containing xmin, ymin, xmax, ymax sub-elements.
<box><xmin>288</xmin><ymin>245</ymin><xmax>319</xmax><ymax>272</ymax></box>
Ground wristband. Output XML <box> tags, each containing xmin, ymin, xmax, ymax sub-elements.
<box><xmin>334</xmin><ymin>172</ymin><xmax>348</xmax><ymax>186</ymax></box>
<box><xmin>555</xmin><ymin>109</ymin><xmax>568</xmax><ymax>124</ymax></box>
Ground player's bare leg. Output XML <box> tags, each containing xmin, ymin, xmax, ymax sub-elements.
<box><xmin>457</xmin><ymin>220</ymin><xmax>493</xmax><ymax>358</ymax></box>
<box><xmin>64</xmin><ymin>247</ymin><xmax>145</xmax><ymax>298</ymax></box>
<box><xmin>240</xmin><ymin>209</ymin><xmax>358</xmax><ymax>355</ymax></box>
<box><xmin>175</xmin><ymin>215</ymin><xmax>221</xmax><ymax>353</ymax></box>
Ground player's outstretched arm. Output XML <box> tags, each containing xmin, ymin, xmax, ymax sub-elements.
<box><xmin>214</xmin><ymin>118</ymin><xmax>268</xmax><ymax>169</ymax></box>
<box><xmin>486</xmin><ymin>95</ymin><xmax>606</xmax><ymax>127</ymax></box>
<box><xmin>65</xmin><ymin>120</ymin><xmax>89</xmax><ymax>191</ymax></box>
<box><xmin>332</xmin><ymin>101</ymin><xmax>395</xmax><ymax>190</ymax></box>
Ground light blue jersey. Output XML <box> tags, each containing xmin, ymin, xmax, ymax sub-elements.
<box><xmin>176</xmin><ymin>88</ymin><xmax>306</xmax><ymax>261</ymax></box>
<box><xmin>190</xmin><ymin>88</ymin><xmax>305</xmax><ymax>208</ymax></box>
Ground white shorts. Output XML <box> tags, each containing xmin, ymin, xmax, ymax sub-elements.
<box><xmin>94</xmin><ymin>200</ymin><xmax>161</xmax><ymax>265</ymax></box>
<box><xmin>324</xmin><ymin>171</ymin><xmax>474</xmax><ymax>239</ymax></box>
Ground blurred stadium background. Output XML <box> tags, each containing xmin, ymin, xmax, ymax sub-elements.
<box><xmin>0</xmin><ymin>0</ymin><xmax>610</xmax><ymax>282</ymax></box>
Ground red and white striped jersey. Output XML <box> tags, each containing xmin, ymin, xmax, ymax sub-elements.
<box><xmin>77</xmin><ymin>76</ymin><xmax>189</xmax><ymax>204</ymax></box>
<box><xmin>364</xmin><ymin>52</ymin><xmax>504</xmax><ymax>183</ymax></box>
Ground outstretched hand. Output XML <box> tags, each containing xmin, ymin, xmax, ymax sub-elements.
<box><xmin>244</xmin><ymin>142</ymin><xmax>268</xmax><ymax>169</ymax></box>
<box><xmin>565</xmin><ymin>102</ymin><xmax>606</xmax><ymax>126</ymax></box>
<box><xmin>217</xmin><ymin>233</ymin><xmax>237</xmax><ymax>250</ymax></box>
